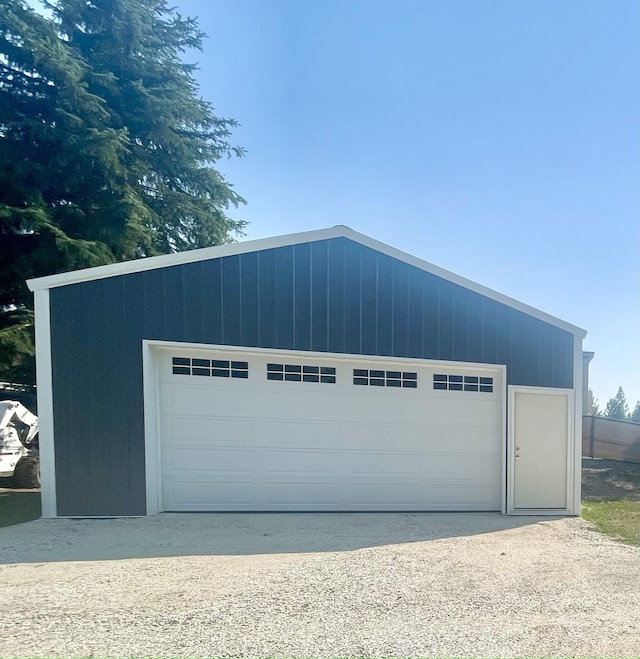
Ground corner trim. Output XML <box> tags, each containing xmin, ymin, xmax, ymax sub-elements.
<box><xmin>33</xmin><ymin>290</ymin><xmax>57</xmax><ymax>517</ymax></box>
<box><xmin>572</xmin><ymin>335</ymin><xmax>584</xmax><ymax>514</ymax></box>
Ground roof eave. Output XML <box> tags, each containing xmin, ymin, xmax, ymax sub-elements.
<box><xmin>27</xmin><ymin>225</ymin><xmax>347</xmax><ymax>293</ymax></box>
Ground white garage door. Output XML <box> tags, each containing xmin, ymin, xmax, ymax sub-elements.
<box><xmin>157</xmin><ymin>347</ymin><xmax>504</xmax><ymax>512</ymax></box>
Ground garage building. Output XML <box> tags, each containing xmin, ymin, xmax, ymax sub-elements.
<box><xmin>28</xmin><ymin>226</ymin><xmax>586</xmax><ymax>517</ymax></box>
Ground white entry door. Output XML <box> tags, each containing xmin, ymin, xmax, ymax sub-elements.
<box><xmin>510</xmin><ymin>387</ymin><xmax>571</xmax><ymax>511</ymax></box>
<box><xmin>153</xmin><ymin>346</ymin><xmax>505</xmax><ymax>512</ymax></box>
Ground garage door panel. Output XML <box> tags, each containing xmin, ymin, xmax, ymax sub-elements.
<box><xmin>263</xmin><ymin>481</ymin><xmax>343</xmax><ymax>506</ymax></box>
<box><xmin>422</xmin><ymin>397</ymin><xmax>499</xmax><ymax>426</ymax></box>
<box><xmin>163</xmin><ymin>416</ymin><xmax>254</xmax><ymax>444</ymax></box>
<box><xmin>344</xmin><ymin>423</ymin><xmax>422</xmax><ymax>451</ymax></box>
<box><xmin>165</xmin><ymin>480</ymin><xmax>257</xmax><ymax>510</ymax></box>
<box><xmin>431</xmin><ymin>481</ymin><xmax>501</xmax><ymax>507</ymax></box>
<box><xmin>350</xmin><ymin>481</ymin><xmax>422</xmax><ymax>505</ymax></box>
<box><xmin>158</xmin><ymin>349</ymin><xmax>503</xmax><ymax>512</ymax></box>
<box><xmin>161</xmin><ymin>382</ymin><xmax>248</xmax><ymax>417</ymax></box>
<box><xmin>423</xmin><ymin>425</ymin><xmax>501</xmax><ymax>452</ymax></box>
<box><xmin>419</xmin><ymin>452</ymin><xmax>501</xmax><ymax>480</ymax></box>
<box><xmin>163</xmin><ymin>445</ymin><xmax>255</xmax><ymax>474</ymax></box>
<box><xmin>253</xmin><ymin>390</ymin><xmax>346</xmax><ymax>420</ymax></box>
<box><xmin>263</xmin><ymin>449</ymin><xmax>343</xmax><ymax>474</ymax></box>
<box><xmin>349</xmin><ymin>451</ymin><xmax>423</xmax><ymax>476</ymax></box>
<box><xmin>346</xmin><ymin>393</ymin><xmax>423</xmax><ymax>424</ymax></box>
<box><xmin>255</xmin><ymin>420</ymin><xmax>345</xmax><ymax>449</ymax></box>
<box><xmin>344</xmin><ymin>424</ymin><xmax>500</xmax><ymax>454</ymax></box>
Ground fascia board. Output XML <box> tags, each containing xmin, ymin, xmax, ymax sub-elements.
<box><xmin>26</xmin><ymin>223</ymin><xmax>587</xmax><ymax>338</ymax></box>
<box><xmin>341</xmin><ymin>227</ymin><xmax>587</xmax><ymax>338</ymax></box>
<box><xmin>26</xmin><ymin>225</ymin><xmax>346</xmax><ymax>292</ymax></box>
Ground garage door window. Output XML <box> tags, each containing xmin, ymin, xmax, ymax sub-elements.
<box><xmin>267</xmin><ymin>363</ymin><xmax>336</xmax><ymax>383</ymax></box>
<box><xmin>172</xmin><ymin>357</ymin><xmax>249</xmax><ymax>378</ymax></box>
<box><xmin>433</xmin><ymin>374</ymin><xmax>493</xmax><ymax>392</ymax></box>
<box><xmin>353</xmin><ymin>369</ymin><xmax>417</xmax><ymax>388</ymax></box>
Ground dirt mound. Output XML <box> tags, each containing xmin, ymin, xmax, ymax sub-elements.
<box><xmin>582</xmin><ymin>457</ymin><xmax>640</xmax><ymax>501</ymax></box>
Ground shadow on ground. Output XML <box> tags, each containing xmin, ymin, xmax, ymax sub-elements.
<box><xmin>0</xmin><ymin>511</ymin><xmax>558</xmax><ymax>564</ymax></box>
<box><xmin>4</xmin><ymin>457</ymin><xmax>638</xmax><ymax>565</ymax></box>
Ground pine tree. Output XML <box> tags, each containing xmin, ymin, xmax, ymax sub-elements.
<box><xmin>0</xmin><ymin>0</ymin><xmax>246</xmax><ymax>384</ymax></box>
<box><xmin>604</xmin><ymin>387</ymin><xmax>630</xmax><ymax>421</ymax></box>
<box><xmin>631</xmin><ymin>401</ymin><xmax>640</xmax><ymax>424</ymax></box>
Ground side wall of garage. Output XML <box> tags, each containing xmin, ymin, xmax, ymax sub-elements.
<box><xmin>49</xmin><ymin>237</ymin><xmax>574</xmax><ymax>515</ymax></box>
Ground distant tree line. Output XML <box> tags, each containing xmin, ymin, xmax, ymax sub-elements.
<box><xmin>588</xmin><ymin>387</ymin><xmax>640</xmax><ymax>423</ymax></box>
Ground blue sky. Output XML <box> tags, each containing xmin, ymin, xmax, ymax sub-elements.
<box><xmin>175</xmin><ymin>0</ymin><xmax>639</xmax><ymax>410</ymax></box>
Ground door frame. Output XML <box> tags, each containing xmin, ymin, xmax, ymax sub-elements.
<box><xmin>507</xmin><ymin>385</ymin><xmax>576</xmax><ymax>515</ymax></box>
<box><xmin>142</xmin><ymin>339</ymin><xmax>507</xmax><ymax>515</ymax></box>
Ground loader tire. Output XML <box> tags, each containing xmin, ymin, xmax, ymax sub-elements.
<box><xmin>14</xmin><ymin>457</ymin><xmax>41</xmax><ymax>489</ymax></box>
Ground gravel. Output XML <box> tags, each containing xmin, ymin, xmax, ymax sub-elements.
<box><xmin>1</xmin><ymin>512</ymin><xmax>639</xmax><ymax>658</ymax></box>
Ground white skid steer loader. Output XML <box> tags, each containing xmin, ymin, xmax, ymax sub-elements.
<box><xmin>0</xmin><ymin>400</ymin><xmax>40</xmax><ymax>488</ymax></box>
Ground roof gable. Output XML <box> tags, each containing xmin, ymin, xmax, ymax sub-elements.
<box><xmin>27</xmin><ymin>225</ymin><xmax>586</xmax><ymax>337</ymax></box>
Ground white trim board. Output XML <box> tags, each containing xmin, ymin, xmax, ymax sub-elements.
<box><xmin>27</xmin><ymin>225</ymin><xmax>586</xmax><ymax>338</ymax></box>
<box><xmin>33</xmin><ymin>290</ymin><xmax>57</xmax><ymax>517</ymax></box>
<box><xmin>572</xmin><ymin>335</ymin><xmax>585</xmax><ymax>513</ymax></box>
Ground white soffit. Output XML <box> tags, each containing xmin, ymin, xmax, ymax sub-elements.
<box><xmin>26</xmin><ymin>225</ymin><xmax>587</xmax><ymax>338</ymax></box>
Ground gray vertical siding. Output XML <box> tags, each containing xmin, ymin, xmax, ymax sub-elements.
<box><xmin>49</xmin><ymin>237</ymin><xmax>575</xmax><ymax>515</ymax></box>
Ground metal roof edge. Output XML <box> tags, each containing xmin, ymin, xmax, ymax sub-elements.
<box><xmin>339</xmin><ymin>226</ymin><xmax>587</xmax><ymax>338</ymax></box>
<box><xmin>26</xmin><ymin>225</ymin><xmax>347</xmax><ymax>292</ymax></box>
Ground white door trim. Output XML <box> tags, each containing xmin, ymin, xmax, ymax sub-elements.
<box><xmin>507</xmin><ymin>385</ymin><xmax>575</xmax><ymax>515</ymax></box>
<box><xmin>143</xmin><ymin>340</ymin><xmax>161</xmax><ymax>516</ymax></box>
<box><xmin>142</xmin><ymin>339</ymin><xmax>507</xmax><ymax>515</ymax></box>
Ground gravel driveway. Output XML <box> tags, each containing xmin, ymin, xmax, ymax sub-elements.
<box><xmin>1</xmin><ymin>512</ymin><xmax>639</xmax><ymax>658</ymax></box>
